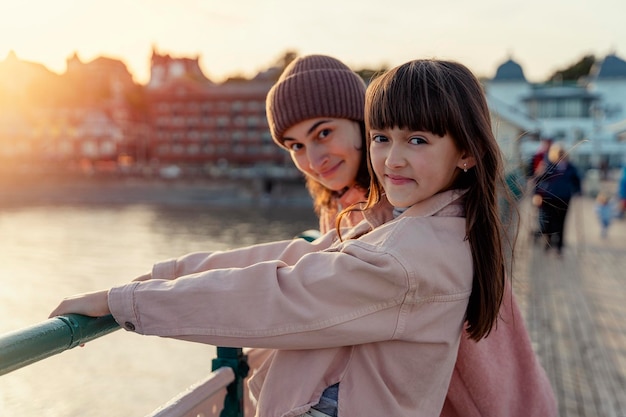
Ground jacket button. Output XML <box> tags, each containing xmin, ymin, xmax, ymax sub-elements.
<box><xmin>124</xmin><ymin>322</ymin><xmax>136</xmax><ymax>331</ymax></box>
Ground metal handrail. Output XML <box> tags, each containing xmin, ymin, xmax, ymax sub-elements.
<box><xmin>147</xmin><ymin>367</ymin><xmax>235</xmax><ymax>417</ymax></box>
<box><xmin>0</xmin><ymin>315</ymin><xmax>249</xmax><ymax>416</ymax></box>
<box><xmin>0</xmin><ymin>313</ymin><xmax>120</xmax><ymax>376</ymax></box>
<box><xmin>0</xmin><ymin>230</ymin><xmax>321</xmax><ymax>412</ymax></box>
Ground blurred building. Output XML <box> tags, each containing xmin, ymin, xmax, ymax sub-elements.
<box><xmin>143</xmin><ymin>49</ymin><xmax>292</xmax><ymax>178</ymax></box>
<box><xmin>485</xmin><ymin>53</ymin><xmax>626</xmax><ymax>172</ymax></box>
<box><xmin>0</xmin><ymin>49</ymin><xmax>298</xmax><ymax>180</ymax></box>
<box><xmin>8</xmin><ymin>48</ymin><xmax>624</xmax><ymax>180</ymax></box>
<box><xmin>0</xmin><ymin>51</ymin><xmax>147</xmax><ymax>176</ymax></box>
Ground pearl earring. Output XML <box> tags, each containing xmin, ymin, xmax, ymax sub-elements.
<box><xmin>463</xmin><ymin>163</ymin><xmax>468</xmax><ymax>173</ymax></box>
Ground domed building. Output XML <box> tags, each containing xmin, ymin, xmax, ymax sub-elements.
<box><xmin>592</xmin><ymin>53</ymin><xmax>626</xmax><ymax>80</ymax></box>
<box><xmin>589</xmin><ymin>54</ymin><xmax>626</xmax><ymax>160</ymax></box>
<box><xmin>493</xmin><ymin>58</ymin><xmax>527</xmax><ymax>82</ymax></box>
<box><xmin>485</xmin><ymin>53</ymin><xmax>626</xmax><ymax>172</ymax></box>
<box><xmin>484</xmin><ymin>57</ymin><xmax>538</xmax><ymax>169</ymax></box>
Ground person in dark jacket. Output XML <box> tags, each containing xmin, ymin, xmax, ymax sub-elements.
<box><xmin>618</xmin><ymin>166</ymin><xmax>626</xmax><ymax>219</ymax></box>
<box><xmin>533</xmin><ymin>142</ymin><xmax>582</xmax><ymax>254</ymax></box>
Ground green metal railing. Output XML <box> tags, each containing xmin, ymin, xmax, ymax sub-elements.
<box><xmin>0</xmin><ymin>314</ymin><xmax>249</xmax><ymax>416</ymax></box>
<box><xmin>0</xmin><ymin>232</ymin><xmax>322</xmax><ymax>415</ymax></box>
<box><xmin>0</xmin><ymin>314</ymin><xmax>120</xmax><ymax>376</ymax></box>
<box><xmin>211</xmin><ymin>347</ymin><xmax>250</xmax><ymax>417</ymax></box>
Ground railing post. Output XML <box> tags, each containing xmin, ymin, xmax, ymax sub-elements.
<box><xmin>296</xmin><ymin>229</ymin><xmax>321</xmax><ymax>242</ymax></box>
<box><xmin>211</xmin><ymin>347</ymin><xmax>249</xmax><ymax>417</ymax></box>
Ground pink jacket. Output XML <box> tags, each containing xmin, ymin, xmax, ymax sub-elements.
<box><xmin>440</xmin><ymin>282</ymin><xmax>557</xmax><ymax>416</ymax></box>
<box><xmin>319</xmin><ymin>192</ymin><xmax>557</xmax><ymax>417</ymax></box>
<box><xmin>108</xmin><ymin>189</ymin><xmax>472</xmax><ymax>417</ymax></box>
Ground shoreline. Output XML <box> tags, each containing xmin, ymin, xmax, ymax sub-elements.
<box><xmin>0</xmin><ymin>176</ymin><xmax>314</xmax><ymax>208</ymax></box>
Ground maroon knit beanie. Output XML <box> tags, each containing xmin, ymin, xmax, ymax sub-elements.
<box><xmin>266</xmin><ymin>55</ymin><xmax>366</xmax><ymax>148</ymax></box>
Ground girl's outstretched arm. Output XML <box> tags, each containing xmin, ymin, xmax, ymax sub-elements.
<box><xmin>48</xmin><ymin>289</ymin><xmax>110</xmax><ymax>318</ymax></box>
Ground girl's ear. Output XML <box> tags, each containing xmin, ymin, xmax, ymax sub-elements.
<box><xmin>457</xmin><ymin>154</ymin><xmax>476</xmax><ymax>171</ymax></box>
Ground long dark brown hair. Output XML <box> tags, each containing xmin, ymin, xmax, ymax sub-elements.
<box><xmin>355</xmin><ymin>59</ymin><xmax>513</xmax><ymax>341</ymax></box>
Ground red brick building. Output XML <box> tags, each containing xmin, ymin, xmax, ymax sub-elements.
<box><xmin>0</xmin><ymin>49</ymin><xmax>298</xmax><ymax>179</ymax></box>
<box><xmin>143</xmin><ymin>50</ymin><xmax>291</xmax><ymax>176</ymax></box>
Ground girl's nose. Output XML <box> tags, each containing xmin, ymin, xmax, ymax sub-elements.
<box><xmin>307</xmin><ymin>145</ymin><xmax>329</xmax><ymax>171</ymax></box>
<box><xmin>385</xmin><ymin>144</ymin><xmax>406</xmax><ymax>169</ymax></box>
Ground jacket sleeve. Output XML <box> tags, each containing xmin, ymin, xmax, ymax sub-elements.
<box><xmin>108</xmin><ymin>238</ymin><xmax>416</xmax><ymax>349</ymax></box>
<box><xmin>150</xmin><ymin>230</ymin><xmax>336</xmax><ymax>280</ymax></box>
<box><xmin>108</xmin><ymin>219</ymin><xmax>471</xmax><ymax>351</ymax></box>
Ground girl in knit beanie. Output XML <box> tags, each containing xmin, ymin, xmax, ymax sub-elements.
<box><xmin>266</xmin><ymin>54</ymin><xmax>370</xmax><ymax>233</ymax></box>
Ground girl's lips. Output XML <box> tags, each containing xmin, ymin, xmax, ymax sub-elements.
<box><xmin>318</xmin><ymin>161</ymin><xmax>343</xmax><ymax>178</ymax></box>
<box><xmin>386</xmin><ymin>174</ymin><xmax>413</xmax><ymax>185</ymax></box>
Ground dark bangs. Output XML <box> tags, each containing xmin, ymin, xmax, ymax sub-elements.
<box><xmin>366</xmin><ymin>61</ymin><xmax>461</xmax><ymax>139</ymax></box>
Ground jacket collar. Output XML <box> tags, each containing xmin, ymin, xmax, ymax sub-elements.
<box><xmin>363</xmin><ymin>189</ymin><xmax>467</xmax><ymax>229</ymax></box>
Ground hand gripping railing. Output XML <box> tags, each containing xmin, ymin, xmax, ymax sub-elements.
<box><xmin>0</xmin><ymin>313</ymin><xmax>120</xmax><ymax>376</ymax></box>
<box><xmin>0</xmin><ymin>231</ymin><xmax>321</xmax><ymax>414</ymax></box>
<box><xmin>0</xmin><ymin>315</ymin><xmax>249</xmax><ymax>416</ymax></box>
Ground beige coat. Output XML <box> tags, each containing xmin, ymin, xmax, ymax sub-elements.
<box><xmin>108</xmin><ymin>189</ymin><xmax>472</xmax><ymax>417</ymax></box>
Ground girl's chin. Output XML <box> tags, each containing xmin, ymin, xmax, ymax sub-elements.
<box><xmin>322</xmin><ymin>181</ymin><xmax>350</xmax><ymax>192</ymax></box>
<box><xmin>325</xmin><ymin>183</ymin><xmax>348</xmax><ymax>192</ymax></box>
<box><xmin>385</xmin><ymin>192</ymin><xmax>417</xmax><ymax>208</ymax></box>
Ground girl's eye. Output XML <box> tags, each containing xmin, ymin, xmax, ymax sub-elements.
<box><xmin>317</xmin><ymin>128</ymin><xmax>332</xmax><ymax>139</ymax></box>
<box><xmin>287</xmin><ymin>142</ymin><xmax>304</xmax><ymax>152</ymax></box>
<box><xmin>372</xmin><ymin>134</ymin><xmax>388</xmax><ymax>143</ymax></box>
<box><xmin>409</xmin><ymin>136</ymin><xmax>427</xmax><ymax>145</ymax></box>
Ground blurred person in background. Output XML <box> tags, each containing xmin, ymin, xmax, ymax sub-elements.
<box><xmin>533</xmin><ymin>142</ymin><xmax>582</xmax><ymax>255</ymax></box>
<box><xmin>618</xmin><ymin>166</ymin><xmax>626</xmax><ymax>219</ymax></box>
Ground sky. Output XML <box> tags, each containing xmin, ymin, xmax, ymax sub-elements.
<box><xmin>0</xmin><ymin>0</ymin><xmax>624</xmax><ymax>85</ymax></box>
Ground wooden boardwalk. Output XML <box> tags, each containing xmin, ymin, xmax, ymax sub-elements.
<box><xmin>513</xmin><ymin>191</ymin><xmax>626</xmax><ymax>417</ymax></box>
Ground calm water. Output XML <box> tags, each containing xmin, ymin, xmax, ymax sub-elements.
<box><xmin>0</xmin><ymin>203</ymin><xmax>317</xmax><ymax>417</ymax></box>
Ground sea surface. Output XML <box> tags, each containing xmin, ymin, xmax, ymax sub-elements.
<box><xmin>0</xmin><ymin>201</ymin><xmax>317</xmax><ymax>416</ymax></box>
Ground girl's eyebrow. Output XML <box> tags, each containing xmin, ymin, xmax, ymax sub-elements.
<box><xmin>306</xmin><ymin>119</ymin><xmax>332</xmax><ymax>135</ymax></box>
<box><xmin>283</xmin><ymin>119</ymin><xmax>332</xmax><ymax>142</ymax></box>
